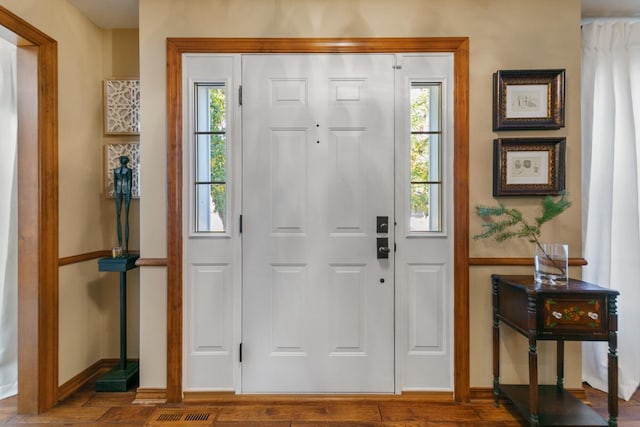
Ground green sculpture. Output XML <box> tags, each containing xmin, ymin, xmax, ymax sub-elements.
<box><xmin>114</xmin><ymin>156</ymin><xmax>132</xmax><ymax>255</ymax></box>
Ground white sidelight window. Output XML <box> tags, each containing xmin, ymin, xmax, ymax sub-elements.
<box><xmin>395</xmin><ymin>54</ymin><xmax>453</xmax><ymax>392</ymax></box>
<box><xmin>184</xmin><ymin>54</ymin><xmax>240</xmax><ymax>392</ymax></box>
<box><xmin>194</xmin><ymin>83</ymin><xmax>227</xmax><ymax>233</ymax></box>
<box><xmin>409</xmin><ymin>83</ymin><xmax>442</xmax><ymax>233</ymax></box>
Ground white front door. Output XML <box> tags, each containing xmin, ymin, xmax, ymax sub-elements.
<box><xmin>242</xmin><ymin>54</ymin><xmax>395</xmax><ymax>393</ymax></box>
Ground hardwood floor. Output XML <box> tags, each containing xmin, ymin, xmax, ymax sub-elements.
<box><xmin>0</xmin><ymin>382</ymin><xmax>637</xmax><ymax>426</ymax></box>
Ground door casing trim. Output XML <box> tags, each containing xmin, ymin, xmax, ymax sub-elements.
<box><xmin>0</xmin><ymin>5</ymin><xmax>59</xmax><ymax>414</ymax></box>
<box><xmin>166</xmin><ymin>37</ymin><xmax>470</xmax><ymax>402</ymax></box>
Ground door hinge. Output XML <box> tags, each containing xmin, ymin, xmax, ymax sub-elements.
<box><xmin>394</xmin><ymin>242</ymin><xmax>397</xmax><ymax>252</ymax></box>
<box><xmin>239</xmin><ymin>342</ymin><xmax>243</xmax><ymax>363</ymax></box>
<box><xmin>239</xmin><ymin>214</ymin><xmax>243</xmax><ymax>233</ymax></box>
<box><xmin>238</xmin><ymin>85</ymin><xmax>243</xmax><ymax>106</ymax></box>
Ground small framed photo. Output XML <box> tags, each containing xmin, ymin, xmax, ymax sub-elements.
<box><xmin>493</xmin><ymin>69</ymin><xmax>565</xmax><ymax>130</ymax></box>
<box><xmin>104</xmin><ymin>79</ymin><xmax>140</xmax><ymax>135</ymax></box>
<box><xmin>104</xmin><ymin>143</ymin><xmax>140</xmax><ymax>198</ymax></box>
<box><xmin>493</xmin><ymin>137</ymin><xmax>565</xmax><ymax>196</ymax></box>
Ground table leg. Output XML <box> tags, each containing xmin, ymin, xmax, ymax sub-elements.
<box><xmin>529</xmin><ymin>335</ymin><xmax>539</xmax><ymax>426</ymax></box>
<box><xmin>493</xmin><ymin>281</ymin><xmax>500</xmax><ymax>407</ymax></box>
<box><xmin>556</xmin><ymin>339</ymin><xmax>564</xmax><ymax>389</ymax></box>
<box><xmin>608</xmin><ymin>296</ymin><xmax>618</xmax><ymax>426</ymax></box>
<box><xmin>119</xmin><ymin>271</ymin><xmax>127</xmax><ymax>371</ymax></box>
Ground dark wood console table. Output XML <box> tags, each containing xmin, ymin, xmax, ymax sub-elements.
<box><xmin>492</xmin><ymin>274</ymin><xmax>619</xmax><ymax>426</ymax></box>
<box><xmin>96</xmin><ymin>254</ymin><xmax>140</xmax><ymax>392</ymax></box>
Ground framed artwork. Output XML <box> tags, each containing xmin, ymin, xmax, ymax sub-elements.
<box><xmin>104</xmin><ymin>143</ymin><xmax>140</xmax><ymax>198</ymax></box>
<box><xmin>493</xmin><ymin>69</ymin><xmax>565</xmax><ymax>130</ymax></box>
<box><xmin>493</xmin><ymin>137</ymin><xmax>565</xmax><ymax>196</ymax></box>
<box><xmin>104</xmin><ymin>79</ymin><xmax>140</xmax><ymax>135</ymax></box>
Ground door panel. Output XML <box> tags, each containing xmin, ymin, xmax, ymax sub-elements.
<box><xmin>242</xmin><ymin>54</ymin><xmax>395</xmax><ymax>393</ymax></box>
<box><xmin>183</xmin><ymin>54</ymin><xmax>241</xmax><ymax>391</ymax></box>
<box><xmin>394</xmin><ymin>54</ymin><xmax>454</xmax><ymax>391</ymax></box>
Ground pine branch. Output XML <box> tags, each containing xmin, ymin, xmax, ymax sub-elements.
<box><xmin>536</xmin><ymin>191</ymin><xmax>572</xmax><ymax>227</ymax></box>
<box><xmin>474</xmin><ymin>192</ymin><xmax>572</xmax><ymax>276</ymax></box>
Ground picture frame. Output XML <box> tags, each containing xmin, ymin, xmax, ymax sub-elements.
<box><xmin>104</xmin><ymin>143</ymin><xmax>140</xmax><ymax>198</ymax></box>
<box><xmin>103</xmin><ymin>79</ymin><xmax>140</xmax><ymax>135</ymax></box>
<box><xmin>493</xmin><ymin>69</ymin><xmax>565</xmax><ymax>130</ymax></box>
<box><xmin>493</xmin><ymin>137</ymin><xmax>565</xmax><ymax>196</ymax></box>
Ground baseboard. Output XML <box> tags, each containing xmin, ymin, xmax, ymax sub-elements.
<box><xmin>58</xmin><ymin>359</ymin><xmax>119</xmax><ymax>401</ymax></box>
<box><xmin>133</xmin><ymin>388</ymin><xmax>168</xmax><ymax>405</ymax></box>
<box><xmin>470</xmin><ymin>386</ymin><xmax>588</xmax><ymax>402</ymax></box>
<box><xmin>62</xmin><ymin>371</ymin><xmax>587</xmax><ymax>406</ymax></box>
<box><xmin>569</xmin><ymin>387</ymin><xmax>588</xmax><ymax>402</ymax></box>
<box><xmin>469</xmin><ymin>387</ymin><xmax>495</xmax><ymax>401</ymax></box>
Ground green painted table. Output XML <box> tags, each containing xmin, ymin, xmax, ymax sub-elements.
<box><xmin>96</xmin><ymin>254</ymin><xmax>140</xmax><ymax>392</ymax></box>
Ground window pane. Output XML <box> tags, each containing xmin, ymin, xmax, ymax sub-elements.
<box><xmin>196</xmin><ymin>85</ymin><xmax>226</xmax><ymax>133</ymax></box>
<box><xmin>195</xmin><ymin>183</ymin><xmax>226</xmax><ymax>232</ymax></box>
<box><xmin>410</xmin><ymin>183</ymin><xmax>442</xmax><ymax>232</ymax></box>
<box><xmin>411</xmin><ymin>134</ymin><xmax>441</xmax><ymax>182</ymax></box>
<box><xmin>410</xmin><ymin>84</ymin><xmax>440</xmax><ymax>132</ymax></box>
<box><xmin>195</xmin><ymin>134</ymin><xmax>226</xmax><ymax>182</ymax></box>
<box><xmin>411</xmin><ymin>134</ymin><xmax>429</xmax><ymax>182</ymax></box>
<box><xmin>194</xmin><ymin>81</ymin><xmax>227</xmax><ymax>233</ymax></box>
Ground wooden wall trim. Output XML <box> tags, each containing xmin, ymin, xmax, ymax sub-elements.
<box><xmin>58</xmin><ymin>250</ymin><xmax>148</xmax><ymax>267</ymax></box>
<box><xmin>166</xmin><ymin>38</ymin><xmax>184</xmax><ymax>404</ymax></box>
<box><xmin>452</xmin><ymin>38</ymin><xmax>470</xmax><ymax>404</ymax></box>
<box><xmin>166</xmin><ymin>37</ymin><xmax>470</xmax><ymax>54</ymax></box>
<box><xmin>468</xmin><ymin>257</ymin><xmax>587</xmax><ymax>267</ymax></box>
<box><xmin>136</xmin><ymin>258</ymin><xmax>168</xmax><ymax>267</ymax></box>
<box><xmin>133</xmin><ymin>388</ymin><xmax>168</xmax><ymax>404</ymax></box>
<box><xmin>57</xmin><ymin>359</ymin><xmax>119</xmax><ymax>402</ymax></box>
<box><xmin>469</xmin><ymin>387</ymin><xmax>587</xmax><ymax>402</ymax></box>
<box><xmin>166</xmin><ymin>37</ymin><xmax>470</xmax><ymax>403</ymax></box>
<box><xmin>1</xmin><ymin>5</ymin><xmax>59</xmax><ymax>415</ymax></box>
<box><xmin>58</xmin><ymin>250</ymin><xmax>111</xmax><ymax>266</ymax></box>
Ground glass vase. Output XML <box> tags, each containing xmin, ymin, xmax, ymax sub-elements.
<box><xmin>534</xmin><ymin>243</ymin><xmax>568</xmax><ymax>285</ymax></box>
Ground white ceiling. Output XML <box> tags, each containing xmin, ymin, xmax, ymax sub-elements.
<box><xmin>66</xmin><ymin>0</ymin><xmax>640</xmax><ymax>29</ymax></box>
<box><xmin>66</xmin><ymin>0</ymin><xmax>139</xmax><ymax>29</ymax></box>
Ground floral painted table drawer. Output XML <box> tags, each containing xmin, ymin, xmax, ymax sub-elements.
<box><xmin>492</xmin><ymin>274</ymin><xmax>617</xmax><ymax>341</ymax></box>
<box><xmin>541</xmin><ymin>296</ymin><xmax>606</xmax><ymax>335</ymax></box>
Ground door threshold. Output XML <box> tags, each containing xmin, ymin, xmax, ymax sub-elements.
<box><xmin>182</xmin><ymin>391</ymin><xmax>455</xmax><ymax>403</ymax></box>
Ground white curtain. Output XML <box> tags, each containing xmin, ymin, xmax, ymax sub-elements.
<box><xmin>582</xmin><ymin>19</ymin><xmax>640</xmax><ymax>401</ymax></box>
<box><xmin>0</xmin><ymin>36</ymin><xmax>18</xmax><ymax>400</ymax></box>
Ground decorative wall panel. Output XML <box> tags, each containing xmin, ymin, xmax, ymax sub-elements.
<box><xmin>104</xmin><ymin>79</ymin><xmax>140</xmax><ymax>135</ymax></box>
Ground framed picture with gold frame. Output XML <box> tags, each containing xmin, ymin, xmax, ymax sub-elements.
<box><xmin>493</xmin><ymin>69</ymin><xmax>565</xmax><ymax>130</ymax></box>
<box><xmin>493</xmin><ymin>137</ymin><xmax>565</xmax><ymax>196</ymax></box>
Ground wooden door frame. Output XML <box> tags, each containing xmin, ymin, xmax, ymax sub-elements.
<box><xmin>166</xmin><ymin>37</ymin><xmax>469</xmax><ymax>403</ymax></box>
<box><xmin>0</xmin><ymin>6</ymin><xmax>59</xmax><ymax>414</ymax></box>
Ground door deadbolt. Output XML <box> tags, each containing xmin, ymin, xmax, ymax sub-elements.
<box><xmin>377</xmin><ymin>237</ymin><xmax>391</xmax><ymax>259</ymax></box>
<box><xmin>377</xmin><ymin>216</ymin><xmax>389</xmax><ymax>233</ymax></box>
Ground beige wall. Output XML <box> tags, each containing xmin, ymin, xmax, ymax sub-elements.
<box><xmin>0</xmin><ymin>0</ymin><xmax>140</xmax><ymax>385</ymax></box>
<box><xmin>1</xmin><ymin>0</ymin><xmax>584</xmax><ymax>393</ymax></box>
<box><xmin>101</xmin><ymin>28</ymin><xmax>141</xmax><ymax>365</ymax></box>
<box><xmin>138</xmin><ymin>0</ymin><xmax>583</xmax><ymax>389</ymax></box>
